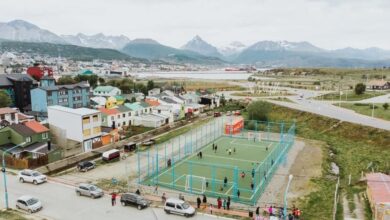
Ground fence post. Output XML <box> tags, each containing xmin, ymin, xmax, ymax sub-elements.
<box><xmin>332</xmin><ymin>177</ymin><xmax>340</xmax><ymax>220</ymax></box>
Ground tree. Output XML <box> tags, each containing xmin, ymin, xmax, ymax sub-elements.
<box><xmin>147</xmin><ymin>80</ymin><xmax>155</xmax><ymax>91</ymax></box>
<box><xmin>247</xmin><ymin>101</ymin><xmax>272</xmax><ymax>121</ymax></box>
<box><xmin>220</xmin><ymin>94</ymin><xmax>226</xmax><ymax>107</ymax></box>
<box><xmin>74</xmin><ymin>74</ymin><xmax>98</xmax><ymax>88</ymax></box>
<box><xmin>0</xmin><ymin>90</ymin><xmax>12</xmax><ymax>107</ymax></box>
<box><xmin>130</xmin><ymin>97</ymin><xmax>137</xmax><ymax>103</ymax></box>
<box><xmin>354</xmin><ymin>83</ymin><xmax>366</xmax><ymax>95</ymax></box>
<box><xmin>98</xmin><ymin>77</ymin><xmax>105</xmax><ymax>85</ymax></box>
<box><xmin>57</xmin><ymin>76</ymin><xmax>76</xmax><ymax>85</ymax></box>
<box><xmin>383</xmin><ymin>103</ymin><xmax>389</xmax><ymax>110</ymax></box>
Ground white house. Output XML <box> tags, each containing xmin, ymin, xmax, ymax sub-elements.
<box><xmin>148</xmin><ymin>88</ymin><xmax>161</xmax><ymax>96</ymax></box>
<box><xmin>48</xmin><ymin>106</ymin><xmax>102</xmax><ymax>152</ymax></box>
<box><xmin>133</xmin><ymin>113</ymin><xmax>169</xmax><ymax>128</ymax></box>
<box><xmin>152</xmin><ymin>105</ymin><xmax>174</xmax><ymax>124</ymax></box>
<box><xmin>93</xmin><ymin>86</ymin><xmax>121</xmax><ymax>97</ymax></box>
<box><xmin>0</xmin><ymin>107</ymin><xmax>19</xmax><ymax>126</ymax></box>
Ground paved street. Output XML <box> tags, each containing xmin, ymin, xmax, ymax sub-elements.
<box><xmin>0</xmin><ymin>174</ymin><xmax>230</xmax><ymax>220</ymax></box>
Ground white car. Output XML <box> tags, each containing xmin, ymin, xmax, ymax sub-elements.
<box><xmin>16</xmin><ymin>195</ymin><xmax>42</xmax><ymax>213</ymax></box>
<box><xmin>18</xmin><ymin>169</ymin><xmax>47</xmax><ymax>185</ymax></box>
<box><xmin>164</xmin><ymin>198</ymin><xmax>196</xmax><ymax>217</ymax></box>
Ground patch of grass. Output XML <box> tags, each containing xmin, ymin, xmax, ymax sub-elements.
<box><xmin>316</xmin><ymin>91</ymin><xmax>386</xmax><ymax>101</ymax></box>
<box><xmin>337</xmin><ymin>103</ymin><xmax>390</xmax><ymax>121</ymax></box>
<box><xmin>263</xmin><ymin>104</ymin><xmax>390</xmax><ymax>220</ymax></box>
<box><xmin>0</xmin><ymin>210</ymin><xmax>29</xmax><ymax>220</ymax></box>
<box><xmin>269</xmin><ymin>97</ymin><xmax>294</xmax><ymax>103</ymax></box>
<box><xmin>95</xmin><ymin>178</ymin><xmax>128</xmax><ymax>193</ymax></box>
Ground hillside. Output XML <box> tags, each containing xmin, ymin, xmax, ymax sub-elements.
<box><xmin>0</xmin><ymin>40</ymin><xmax>145</xmax><ymax>62</ymax></box>
<box><xmin>122</xmin><ymin>41</ymin><xmax>226</xmax><ymax>65</ymax></box>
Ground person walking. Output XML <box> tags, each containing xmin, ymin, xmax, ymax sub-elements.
<box><xmin>227</xmin><ymin>196</ymin><xmax>231</xmax><ymax>210</ymax></box>
<box><xmin>199</xmin><ymin>151</ymin><xmax>203</xmax><ymax>159</ymax></box>
<box><xmin>135</xmin><ymin>189</ymin><xmax>141</xmax><ymax>195</ymax></box>
<box><xmin>161</xmin><ymin>193</ymin><xmax>167</xmax><ymax>203</ymax></box>
<box><xmin>111</xmin><ymin>192</ymin><xmax>117</xmax><ymax>206</ymax></box>
<box><xmin>154</xmin><ymin>185</ymin><xmax>158</xmax><ymax>195</ymax></box>
<box><xmin>196</xmin><ymin>197</ymin><xmax>201</xmax><ymax>209</ymax></box>
<box><xmin>251</xmin><ymin>168</ymin><xmax>255</xmax><ymax>178</ymax></box>
<box><xmin>237</xmin><ymin>189</ymin><xmax>240</xmax><ymax>199</ymax></box>
<box><xmin>268</xmin><ymin>205</ymin><xmax>273</xmax><ymax>216</ymax></box>
<box><xmin>256</xmin><ymin>206</ymin><xmax>260</xmax><ymax>216</ymax></box>
<box><xmin>209</xmin><ymin>204</ymin><xmax>213</xmax><ymax>214</ymax></box>
<box><xmin>223</xmin><ymin>198</ymin><xmax>227</xmax><ymax>210</ymax></box>
<box><xmin>214</xmin><ymin>145</ymin><xmax>217</xmax><ymax>153</ymax></box>
<box><xmin>203</xmin><ymin>194</ymin><xmax>207</xmax><ymax>204</ymax></box>
<box><xmin>217</xmin><ymin>197</ymin><xmax>222</xmax><ymax>209</ymax></box>
<box><xmin>251</xmin><ymin>182</ymin><xmax>254</xmax><ymax>191</ymax></box>
<box><xmin>224</xmin><ymin>176</ymin><xmax>228</xmax><ymax>187</ymax></box>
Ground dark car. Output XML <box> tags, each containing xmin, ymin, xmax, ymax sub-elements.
<box><xmin>120</xmin><ymin>193</ymin><xmax>149</xmax><ymax>210</ymax></box>
<box><xmin>142</xmin><ymin>139</ymin><xmax>155</xmax><ymax>146</ymax></box>
<box><xmin>77</xmin><ymin>161</ymin><xmax>96</xmax><ymax>172</ymax></box>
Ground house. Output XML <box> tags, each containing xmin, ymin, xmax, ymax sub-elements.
<box><xmin>124</xmin><ymin>102</ymin><xmax>152</xmax><ymax>116</ymax></box>
<box><xmin>30</xmin><ymin>77</ymin><xmax>90</xmax><ymax>113</ymax></box>
<box><xmin>93</xmin><ymin>86</ymin><xmax>121</xmax><ymax>97</ymax></box>
<box><xmin>367</xmin><ymin>80</ymin><xmax>390</xmax><ymax>90</ymax></box>
<box><xmin>148</xmin><ymin>90</ymin><xmax>185</xmax><ymax>120</ymax></box>
<box><xmin>148</xmin><ymin>88</ymin><xmax>161</xmax><ymax>96</ymax></box>
<box><xmin>366</xmin><ymin>173</ymin><xmax>390</xmax><ymax>220</ymax></box>
<box><xmin>99</xmin><ymin>105</ymin><xmax>133</xmax><ymax>129</ymax></box>
<box><xmin>0</xmin><ymin>107</ymin><xmax>19</xmax><ymax>127</ymax></box>
<box><xmin>0</xmin><ymin>120</ymin><xmax>50</xmax><ymax>158</ymax></box>
<box><xmin>133</xmin><ymin>113</ymin><xmax>169</xmax><ymax>128</ymax></box>
<box><xmin>90</xmin><ymin>96</ymin><xmax>107</xmax><ymax>108</ymax></box>
<box><xmin>0</xmin><ymin>73</ymin><xmax>38</xmax><ymax>112</ymax></box>
<box><xmin>200</xmin><ymin>94</ymin><xmax>220</xmax><ymax>109</ymax></box>
<box><xmin>48</xmin><ymin>106</ymin><xmax>102</xmax><ymax>156</ymax></box>
<box><xmin>101</xmin><ymin>127</ymin><xmax>119</xmax><ymax>145</ymax></box>
<box><xmin>152</xmin><ymin>105</ymin><xmax>174</xmax><ymax>124</ymax></box>
<box><xmin>122</xmin><ymin>93</ymin><xmax>145</xmax><ymax>102</ymax></box>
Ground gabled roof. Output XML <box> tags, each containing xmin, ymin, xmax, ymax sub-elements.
<box><xmin>38</xmin><ymin>82</ymin><xmax>89</xmax><ymax>91</ymax></box>
<box><xmin>99</xmin><ymin>107</ymin><xmax>120</xmax><ymax>115</ymax></box>
<box><xmin>0</xmin><ymin>107</ymin><xmax>17</xmax><ymax>115</ymax></box>
<box><xmin>124</xmin><ymin>102</ymin><xmax>144</xmax><ymax>111</ymax></box>
<box><xmin>116</xmin><ymin>105</ymin><xmax>131</xmax><ymax>113</ymax></box>
<box><xmin>8</xmin><ymin>124</ymin><xmax>36</xmax><ymax>137</ymax></box>
<box><xmin>139</xmin><ymin>101</ymin><xmax>150</xmax><ymax>108</ymax></box>
<box><xmin>94</xmin><ymin>86</ymin><xmax>118</xmax><ymax>93</ymax></box>
<box><xmin>145</xmin><ymin>99</ymin><xmax>160</xmax><ymax>107</ymax></box>
<box><xmin>24</xmin><ymin>121</ymin><xmax>49</xmax><ymax>133</ymax></box>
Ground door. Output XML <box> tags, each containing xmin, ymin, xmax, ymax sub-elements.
<box><xmin>23</xmin><ymin>172</ymin><xmax>32</xmax><ymax>182</ymax></box>
<box><xmin>176</xmin><ymin>204</ymin><xmax>183</xmax><ymax>214</ymax></box>
<box><xmin>83</xmin><ymin>140</ymin><xmax>93</xmax><ymax>152</ymax></box>
<box><xmin>18</xmin><ymin>200</ymin><xmax>27</xmax><ymax>210</ymax></box>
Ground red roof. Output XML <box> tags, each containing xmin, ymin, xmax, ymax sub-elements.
<box><xmin>24</xmin><ymin>121</ymin><xmax>49</xmax><ymax>133</ymax></box>
<box><xmin>99</xmin><ymin>107</ymin><xmax>120</xmax><ymax>115</ymax></box>
<box><xmin>366</xmin><ymin>173</ymin><xmax>390</xmax><ymax>204</ymax></box>
<box><xmin>145</xmin><ymin>99</ymin><xmax>160</xmax><ymax>107</ymax></box>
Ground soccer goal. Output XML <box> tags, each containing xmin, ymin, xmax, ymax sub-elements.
<box><xmin>185</xmin><ymin>175</ymin><xmax>206</xmax><ymax>194</ymax></box>
<box><xmin>248</xmin><ymin>132</ymin><xmax>262</xmax><ymax>142</ymax></box>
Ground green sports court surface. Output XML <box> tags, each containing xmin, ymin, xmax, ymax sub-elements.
<box><xmin>143</xmin><ymin>135</ymin><xmax>280</xmax><ymax>203</ymax></box>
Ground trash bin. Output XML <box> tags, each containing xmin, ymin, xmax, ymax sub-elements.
<box><xmin>249</xmin><ymin>210</ymin><xmax>253</xmax><ymax>217</ymax></box>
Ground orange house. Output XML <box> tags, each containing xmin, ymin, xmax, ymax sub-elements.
<box><xmin>224</xmin><ymin>116</ymin><xmax>244</xmax><ymax>135</ymax></box>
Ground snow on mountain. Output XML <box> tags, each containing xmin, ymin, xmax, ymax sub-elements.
<box><xmin>0</xmin><ymin>20</ymin><xmax>66</xmax><ymax>44</ymax></box>
<box><xmin>181</xmin><ymin>35</ymin><xmax>222</xmax><ymax>57</ymax></box>
<box><xmin>218</xmin><ymin>41</ymin><xmax>247</xmax><ymax>57</ymax></box>
<box><xmin>248</xmin><ymin>40</ymin><xmax>324</xmax><ymax>53</ymax></box>
<box><xmin>61</xmin><ymin>33</ymin><xmax>131</xmax><ymax>49</ymax></box>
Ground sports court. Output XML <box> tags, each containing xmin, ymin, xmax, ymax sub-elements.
<box><xmin>137</xmin><ymin>116</ymin><xmax>296</xmax><ymax>205</ymax></box>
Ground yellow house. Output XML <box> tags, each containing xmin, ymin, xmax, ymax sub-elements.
<box><xmin>105</xmin><ymin>96</ymin><xmax>117</xmax><ymax>109</ymax></box>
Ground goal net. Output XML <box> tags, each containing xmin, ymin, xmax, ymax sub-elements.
<box><xmin>185</xmin><ymin>175</ymin><xmax>206</xmax><ymax>194</ymax></box>
<box><xmin>248</xmin><ymin>132</ymin><xmax>262</xmax><ymax>142</ymax></box>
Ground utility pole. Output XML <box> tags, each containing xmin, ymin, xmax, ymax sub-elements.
<box><xmin>371</xmin><ymin>102</ymin><xmax>375</xmax><ymax>118</ymax></box>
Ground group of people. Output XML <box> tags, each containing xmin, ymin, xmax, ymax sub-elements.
<box><xmin>196</xmin><ymin>195</ymin><xmax>232</xmax><ymax>214</ymax></box>
<box><xmin>212</xmin><ymin>143</ymin><xmax>218</xmax><ymax>153</ymax></box>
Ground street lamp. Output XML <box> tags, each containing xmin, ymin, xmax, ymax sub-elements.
<box><xmin>2</xmin><ymin>142</ymin><xmax>26</xmax><ymax>209</ymax></box>
<box><xmin>283</xmin><ymin>174</ymin><xmax>293</xmax><ymax>219</ymax></box>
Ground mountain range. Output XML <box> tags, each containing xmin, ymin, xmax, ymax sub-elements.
<box><xmin>1</xmin><ymin>19</ymin><xmax>390</xmax><ymax>67</ymax></box>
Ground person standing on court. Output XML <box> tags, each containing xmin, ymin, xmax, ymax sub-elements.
<box><xmin>227</xmin><ymin>196</ymin><xmax>231</xmax><ymax>210</ymax></box>
<box><xmin>252</xmin><ymin>168</ymin><xmax>255</xmax><ymax>178</ymax></box>
<box><xmin>214</xmin><ymin>145</ymin><xmax>218</xmax><ymax>153</ymax></box>
<box><xmin>203</xmin><ymin>194</ymin><xmax>207</xmax><ymax>204</ymax></box>
<box><xmin>196</xmin><ymin>197</ymin><xmax>201</xmax><ymax>209</ymax></box>
<box><xmin>237</xmin><ymin>189</ymin><xmax>240</xmax><ymax>198</ymax></box>
<box><xmin>199</xmin><ymin>151</ymin><xmax>203</xmax><ymax>159</ymax></box>
<box><xmin>223</xmin><ymin>198</ymin><xmax>227</xmax><ymax>210</ymax></box>
<box><xmin>224</xmin><ymin>176</ymin><xmax>228</xmax><ymax>187</ymax></box>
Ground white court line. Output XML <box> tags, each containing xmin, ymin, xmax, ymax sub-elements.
<box><xmin>226</xmin><ymin>185</ymin><xmax>234</xmax><ymax>194</ymax></box>
<box><xmin>168</xmin><ymin>174</ymin><xmax>186</xmax><ymax>185</ymax></box>
<box><xmin>203</xmin><ymin>154</ymin><xmax>259</xmax><ymax>164</ymax></box>
<box><xmin>229</xmin><ymin>139</ymin><xmax>273</xmax><ymax>150</ymax></box>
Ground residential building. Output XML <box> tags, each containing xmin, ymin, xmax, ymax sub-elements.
<box><xmin>200</xmin><ymin>95</ymin><xmax>220</xmax><ymax>109</ymax></box>
<box><xmin>366</xmin><ymin>173</ymin><xmax>390</xmax><ymax>220</ymax></box>
<box><xmin>124</xmin><ymin>102</ymin><xmax>152</xmax><ymax>116</ymax></box>
<box><xmin>133</xmin><ymin>113</ymin><xmax>169</xmax><ymax>128</ymax></box>
<box><xmin>93</xmin><ymin>86</ymin><xmax>121</xmax><ymax>97</ymax></box>
<box><xmin>99</xmin><ymin>105</ymin><xmax>133</xmax><ymax>129</ymax></box>
<box><xmin>152</xmin><ymin>105</ymin><xmax>174</xmax><ymax>124</ymax></box>
<box><xmin>0</xmin><ymin>120</ymin><xmax>50</xmax><ymax>158</ymax></box>
<box><xmin>30</xmin><ymin>77</ymin><xmax>90</xmax><ymax>113</ymax></box>
<box><xmin>0</xmin><ymin>107</ymin><xmax>19</xmax><ymax>127</ymax></box>
<box><xmin>0</xmin><ymin>73</ymin><xmax>38</xmax><ymax>112</ymax></box>
<box><xmin>48</xmin><ymin>106</ymin><xmax>102</xmax><ymax>155</ymax></box>
<box><xmin>122</xmin><ymin>93</ymin><xmax>145</xmax><ymax>102</ymax></box>
<box><xmin>148</xmin><ymin>88</ymin><xmax>161</xmax><ymax>96</ymax></box>
<box><xmin>367</xmin><ymin>80</ymin><xmax>390</xmax><ymax>90</ymax></box>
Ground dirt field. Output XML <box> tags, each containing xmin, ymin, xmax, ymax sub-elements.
<box><xmin>258</xmin><ymin>138</ymin><xmax>323</xmax><ymax>208</ymax></box>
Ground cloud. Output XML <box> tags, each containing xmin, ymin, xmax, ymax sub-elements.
<box><xmin>0</xmin><ymin>0</ymin><xmax>390</xmax><ymax>49</ymax></box>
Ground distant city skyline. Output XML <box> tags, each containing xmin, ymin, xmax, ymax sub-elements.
<box><xmin>1</xmin><ymin>0</ymin><xmax>390</xmax><ymax>50</ymax></box>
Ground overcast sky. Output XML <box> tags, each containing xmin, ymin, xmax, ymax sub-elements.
<box><xmin>1</xmin><ymin>0</ymin><xmax>390</xmax><ymax>49</ymax></box>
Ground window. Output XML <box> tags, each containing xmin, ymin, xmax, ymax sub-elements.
<box><xmin>122</xmin><ymin>122</ymin><xmax>126</xmax><ymax>126</ymax></box>
<box><xmin>26</xmin><ymin>137</ymin><xmax>31</xmax><ymax>143</ymax></box>
<box><xmin>117</xmin><ymin>115</ymin><xmax>120</xmax><ymax>119</ymax></box>
<box><xmin>111</xmin><ymin>116</ymin><xmax>114</xmax><ymax>121</ymax></box>
<box><xmin>93</xmin><ymin>127</ymin><xmax>101</xmax><ymax>134</ymax></box>
<box><xmin>158</xmin><ymin>110</ymin><xmax>161</xmax><ymax>114</ymax></box>
<box><xmin>176</xmin><ymin>205</ymin><xmax>183</xmax><ymax>210</ymax></box>
<box><xmin>83</xmin><ymin>129</ymin><xmax>91</xmax><ymax>137</ymax></box>
<box><xmin>47</xmin><ymin>91</ymin><xmax>52</xmax><ymax>96</ymax></box>
<box><xmin>166</xmin><ymin>203</ymin><xmax>175</xmax><ymax>208</ymax></box>
<box><xmin>42</xmin><ymin>132</ymin><xmax>48</xmax><ymax>139</ymax></box>
<box><xmin>74</xmin><ymin>89</ymin><xmax>81</xmax><ymax>94</ymax></box>
<box><xmin>0</xmin><ymin>115</ymin><xmax>4</xmax><ymax>120</ymax></box>
<box><xmin>122</xmin><ymin>113</ymin><xmax>125</xmax><ymax>118</ymax></box>
<box><xmin>128</xmin><ymin>112</ymin><xmax>131</xmax><ymax>117</ymax></box>
<box><xmin>11</xmin><ymin>113</ymin><xmax>15</xmax><ymax>120</ymax></box>
<box><xmin>93</xmin><ymin>115</ymin><xmax>98</xmax><ymax>122</ymax></box>
<box><xmin>82</xmin><ymin>117</ymin><xmax>90</xmax><ymax>125</ymax></box>
<box><xmin>59</xmin><ymin>89</ymin><xmax>67</xmax><ymax>96</ymax></box>
<box><xmin>58</xmin><ymin>98</ymin><xmax>68</xmax><ymax>103</ymax></box>
<box><xmin>73</xmin><ymin>96</ymin><xmax>81</xmax><ymax>101</ymax></box>
<box><xmin>128</xmin><ymin>120</ymin><xmax>131</xmax><ymax>126</ymax></box>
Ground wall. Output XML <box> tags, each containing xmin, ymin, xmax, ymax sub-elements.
<box><xmin>48</xmin><ymin>108</ymin><xmax>82</xmax><ymax>142</ymax></box>
<box><xmin>0</xmin><ymin>129</ymin><xmax>11</xmax><ymax>145</ymax></box>
<box><xmin>31</xmin><ymin>88</ymin><xmax>48</xmax><ymax>112</ymax></box>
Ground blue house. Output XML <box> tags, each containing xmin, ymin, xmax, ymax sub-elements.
<box><xmin>31</xmin><ymin>77</ymin><xmax>90</xmax><ymax>113</ymax></box>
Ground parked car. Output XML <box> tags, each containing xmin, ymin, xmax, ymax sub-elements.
<box><xmin>164</xmin><ymin>198</ymin><xmax>196</xmax><ymax>217</ymax></box>
<box><xmin>75</xmin><ymin>183</ymin><xmax>104</xmax><ymax>199</ymax></box>
<box><xmin>16</xmin><ymin>195</ymin><xmax>42</xmax><ymax>213</ymax></box>
<box><xmin>123</xmin><ymin>142</ymin><xmax>137</xmax><ymax>152</ymax></box>
<box><xmin>77</xmin><ymin>161</ymin><xmax>96</xmax><ymax>172</ymax></box>
<box><xmin>120</xmin><ymin>193</ymin><xmax>149</xmax><ymax>210</ymax></box>
<box><xmin>234</xmin><ymin>110</ymin><xmax>241</xmax><ymax>116</ymax></box>
<box><xmin>102</xmin><ymin>149</ymin><xmax>120</xmax><ymax>162</ymax></box>
<box><xmin>213</xmin><ymin>112</ymin><xmax>221</xmax><ymax>117</ymax></box>
<box><xmin>18</xmin><ymin>169</ymin><xmax>47</xmax><ymax>185</ymax></box>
